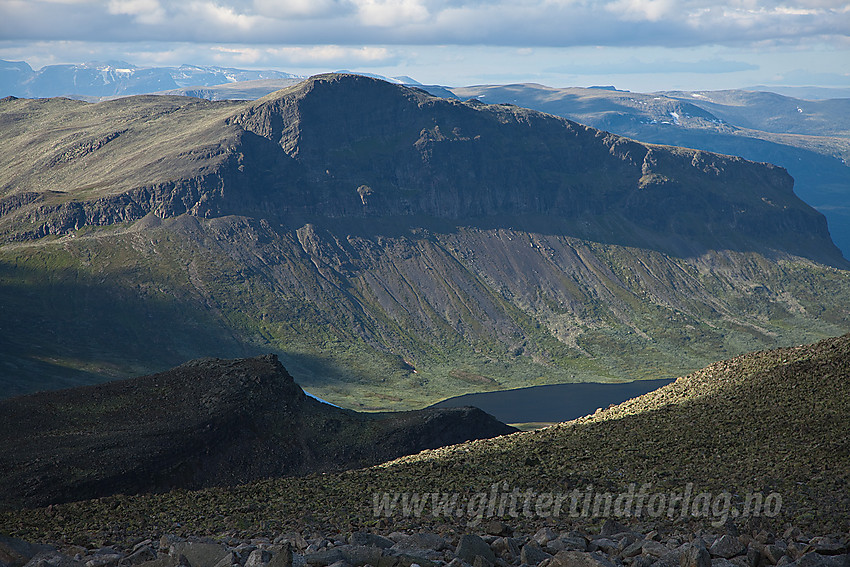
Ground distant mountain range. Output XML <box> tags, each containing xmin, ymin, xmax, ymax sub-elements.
<box><xmin>0</xmin><ymin>59</ymin><xmax>424</xmax><ymax>100</ymax></box>
<box><xmin>0</xmin><ymin>60</ymin><xmax>302</xmax><ymax>99</ymax></box>
<box><xmin>2</xmin><ymin>74</ymin><xmax>848</xmax><ymax>409</ymax></box>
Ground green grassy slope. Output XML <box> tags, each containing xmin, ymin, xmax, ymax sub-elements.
<box><xmin>2</xmin><ymin>214</ymin><xmax>849</xmax><ymax>410</ymax></box>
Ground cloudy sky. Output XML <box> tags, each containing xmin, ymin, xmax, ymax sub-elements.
<box><xmin>0</xmin><ymin>0</ymin><xmax>848</xmax><ymax>91</ymax></box>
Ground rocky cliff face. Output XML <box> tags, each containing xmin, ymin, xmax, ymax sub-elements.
<box><xmin>0</xmin><ymin>354</ymin><xmax>515</xmax><ymax>510</ymax></box>
<box><xmin>0</xmin><ymin>74</ymin><xmax>843</xmax><ymax>264</ymax></box>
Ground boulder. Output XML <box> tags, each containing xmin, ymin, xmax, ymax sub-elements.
<box><xmin>123</xmin><ymin>546</ymin><xmax>157</xmax><ymax>566</ymax></box>
<box><xmin>643</xmin><ymin>542</ymin><xmax>671</xmax><ymax>558</ymax></box>
<box><xmin>601</xmin><ymin>520</ymin><xmax>631</xmax><ymax>538</ymax></box>
<box><xmin>0</xmin><ymin>537</ymin><xmax>55</xmax><ymax>567</ymax></box>
<box><xmin>485</xmin><ymin>521</ymin><xmax>513</xmax><ymax>537</ymax></box>
<box><xmin>456</xmin><ymin>535</ymin><xmax>496</xmax><ymax>565</ymax></box>
<box><xmin>681</xmin><ymin>544</ymin><xmax>711</xmax><ymax>567</ymax></box>
<box><xmin>521</xmin><ymin>542</ymin><xmax>552</xmax><ymax>566</ymax></box>
<box><xmin>168</xmin><ymin>543</ymin><xmax>229</xmax><ymax>567</ymax></box>
<box><xmin>349</xmin><ymin>534</ymin><xmax>394</xmax><ymax>550</ymax></box>
<box><xmin>245</xmin><ymin>550</ymin><xmax>271</xmax><ymax>567</ymax></box>
<box><xmin>534</xmin><ymin>530</ymin><xmax>560</xmax><ymax>546</ymax></box>
<box><xmin>549</xmin><ymin>551</ymin><xmax>616</xmax><ymax>567</ymax></box>
<box><xmin>268</xmin><ymin>545</ymin><xmax>293</xmax><ymax>567</ymax></box>
<box><xmin>710</xmin><ymin>537</ymin><xmax>746</xmax><ymax>559</ymax></box>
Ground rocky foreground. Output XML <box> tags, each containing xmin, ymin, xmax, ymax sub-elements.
<box><xmin>1</xmin><ymin>335</ymin><xmax>847</xmax><ymax>566</ymax></box>
<box><xmin>2</xmin><ymin>521</ymin><xmax>848</xmax><ymax>567</ymax></box>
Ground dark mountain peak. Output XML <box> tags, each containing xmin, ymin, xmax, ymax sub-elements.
<box><xmin>221</xmin><ymin>75</ymin><xmax>845</xmax><ymax>264</ymax></box>
<box><xmin>172</xmin><ymin>353</ymin><xmax>302</xmax><ymax>405</ymax></box>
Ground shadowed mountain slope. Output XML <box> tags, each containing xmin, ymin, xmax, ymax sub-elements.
<box><xmin>1</xmin><ymin>74</ymin><xmax>849</xmax><ymax>407</ymax></box>
<box><xmin>0</xmin><ymin>354</ymin><xmax>515</xmax><ymax>510</ymax></box>
<box><xmin>2</xmin><ymin>334</ymin><xmax>847</xmax><ymax>538</ymax></box>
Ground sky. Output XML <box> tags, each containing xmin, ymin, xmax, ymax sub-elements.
<box><xmin>0</xmin><ymin>0</ymin><xmax>848</xmax><ymax>91</ymax></box>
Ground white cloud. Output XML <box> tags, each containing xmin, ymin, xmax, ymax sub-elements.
<box><xmin>353</xmin><ymin>0</ymin><xmax>430</xmax><ymax>27</ymax></box>
<box><xmin>108</xmin><ymin>0</ymin><xmax>167</xmax><ymax>24</ymax></box>
<box><xmin>253</xmin><ymin>0</ymin><xmax>345</xmax><ymax>18</ymax></box>
<box><xmin>187</xmin><ymin>1</ymin><xmax>261</xmax><ymax>31</ymax></box>
<box><xmin>267</xmin><ymin>45</ymin><xmax>393</xmax><ymax>64</ymax></box>
<box><xmin>2</xmin><ymin>0</ymin><xmax>849</xmax><ymax>50</ymax></box>
<box><xmin>605</xmin><ymin>0</ymin><xmax>677</xmax><ymax>22</ymax></box>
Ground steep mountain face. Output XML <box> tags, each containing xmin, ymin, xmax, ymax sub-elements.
<box><xmin>0</xmin><ymin>74</ymin><xmax>842</xmax><ymax>261</ymax></box>
<box><xmin>449</xmin><ymin>83</ymin><xmax>850</xmax><ymax>257</ymax></box>
<box><xmin>0</xmin><ymin>353</ymin><xmax>515</xmax><ymax>510</ymax></box>
<box><xmin>1</xmin><ymin>74</ymin><xmax>849</xmax><ymax>408</ymax></box>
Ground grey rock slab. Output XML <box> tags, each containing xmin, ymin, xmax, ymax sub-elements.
<box><xmin>392</xmin><ymin>535</ymin><xmax>449</xmax><ymax>553</ymax></box>
<box><xmin>520</xmin><ymin>543</ymin><xmax>552</xmax><ymax>567</ymax></box>
<box><xmin>304</xmin><ymin>549</ymin><xmax>345</xmax><ymax>567</ymax></box>
<box><xmin>169</xmin><ymin>544</ymin><xmax>229</xmax><ymax>567</ymax></box>
<box><xmin>456</xmin><ymin>536</ymin><xmax>496</xmax><ymax>566</ymax></box>
<box><xmin>485</xmin><ymin>522</ymin><xmax>513</xmax><ymax>537</ymax></box>
<box><xmin>655</xmin><ymin>550</ymin><xmax>682</xmax><ymax>567</ymax></box>
<box><xmin>342</xmin><ymin>547</ymin><xmax>382</xmax><ymax>567</ymax></box>
<box><xmin>390</xmin><ymin>555</ymin><xmax>436</xmax><ymax>567</ymax></box>
<box><xmin>245</xmin><ymin>551</ymin><xmax>272</xmax><ymax>567</ymax></box>
<box><xmin>210</xmin><ymin>553</ymin><xmax>237</xmax><ymax>567</ymax></box>
<box><xmin>746</xmin><ymin>545</ymin><xmax>761</xmax><ymax>567</ymax></box>
<box><xmin>137</xmin><ymin>556</ymin><xmax>179</xmax><ymax>567</ymax></box>
<box><xmin>268</xmin><ymin>546</ymin><xmax>293</xmax><ymax>567</ymax></box>
<box><xmin>712</xmin><ymin>559</ymin><xmax>738</xmax><ymax>567</ymax></box>
<box><xmin>643</xmin><ymin>542</ymin><xmax>671</xmax><ymax>558</ymax></box>
<box><xmin>793</xmin><ymin>553</ymin><xmax>848</xmax><ymax>567</ymax></box>
<box><xmin>622</xmin><ymin>541</ymin><xmax>645</xmax><ymax>559</ymax></box>
<box><xmin>1</xmin><ymin>537</ymin><xmax>56</xmax><ymax>567</ymax></box>
<box><xmin>305</xmin><ymin>547</ymin><xmax>383</xmax><ymax>567</ymax></box>
<box><xmin>23</xmin><ymin>552</ymin><xmax>83</xmax><ymax>567</ymax></box>
<box><xmin>601</xmin><ymin>521</ymin><xmax>632</xmax><ymax>538</ymax></box>
<box><xmin>85</xmin><ymin>554</ymin><xmax>123</xmax><ymax>567</ymax></box>
<box><xmin>681</xmin><ymin>544</ymin><xmax>711</xmax><ymax>567</ymax></box>
<box><xmin>491</xmin><ymin>539</ymin><xmax>519</xmax><ymax>562</ymax></box>
<box><xmin>710</xmin><ymin>538</ymin><xmax>746</xmax><ymax>560</ymax></box>
<box><xmin>534</xmin><ymin>531</ymin><xmax>559</xmax><ymax>547</ymax></box>
<box><xmin>122</xmin><ymin>548</ymin><xmax>157</xmax><ymax>567</ymax></box>
<box><xmin>764</xmin><ymin>546</ymin><xmax>789</xmax><ymax>565</ymax></box>
<box><xmin>559</xmin><ymin>539</ymin><xmax>588</xmax><ymax>554</ymax></box>
<box><xmin>589</xmin><ymin>540</ymin><xmax>619</xmax><ymax>556</ymax></box>
<box><xmin>348</xmin><ymin>535</ymin><xmax>394</xmax><ymax>550</ymax></box>
<box><xmin>550</xmin><ymin>551</ymin><xmax>617</xmax><ymax>567</ymax></box>
<box><xmin>809</xmin><ymin>543</ymin><xmax>845</xmax><ymax>557</ymax></box>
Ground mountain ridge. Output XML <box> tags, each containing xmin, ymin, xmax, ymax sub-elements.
<box><xmin>0</xmin><ymin>353</ymin><xmax>516</xmax><ymax>510</ymax></box>
<box><xmin>1</xmin><ymin>74</ymin><xmax>843</xmax><ymax>265</ymax></box>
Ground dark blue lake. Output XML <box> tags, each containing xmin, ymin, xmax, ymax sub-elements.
<box><xmin>429</xmin><ymin>378</ymin><xmax>673</xmax><ymax>424</ymax></box>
